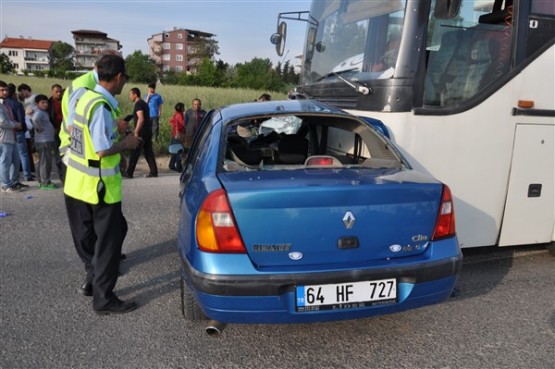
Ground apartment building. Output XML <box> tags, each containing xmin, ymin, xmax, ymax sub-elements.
<box><xmin>72</xmin><ymin>30</ymin><xmax>122</xmax><ymax>69</ymax></box>
<box><xmin>0</xmin><ymin>37</ymin><xmax>55</xmax><ymax>74</ymax></box>
<box><xmin>147</xmin><ymin>28</ymin><xmax>215</xmax><ymax>74</ymax></box>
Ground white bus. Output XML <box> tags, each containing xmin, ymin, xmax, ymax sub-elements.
<box><xmin>271</xmin><ymin>0</ymin><xmax>555</xmax><ymax>249</ymax></box>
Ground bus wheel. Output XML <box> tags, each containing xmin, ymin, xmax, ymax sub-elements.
<box><xmin>547</xmin><ymin>242</ymin><xmax>555</xmax><ymax>257</ymax></box>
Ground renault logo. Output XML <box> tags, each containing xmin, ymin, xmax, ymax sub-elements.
<box><xmin>342</xmin><ymin>211</ymin><xmax>356</xmax><ymax>229</ymax></box>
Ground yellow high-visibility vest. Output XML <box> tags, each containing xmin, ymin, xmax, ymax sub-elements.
<box><xmin>63</xmin><ymin>90</ymin><xmax>122</xmax><ymax>204</ymax></box>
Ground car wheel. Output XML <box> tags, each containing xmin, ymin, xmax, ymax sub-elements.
<box><xmin>180</xmin><ymin>278</ymin><xmax>205</xmax><ymax>321</ymax></box>
<box><xmin>547</xmin><ymin>242</ymin><xmax>555</xmax><ymax>257</ymax></box>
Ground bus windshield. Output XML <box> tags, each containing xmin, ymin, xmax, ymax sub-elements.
<box><xmin>303</xmin><ymin>0</ymin><xmax>406</xmax><ymax>84</ymax></box>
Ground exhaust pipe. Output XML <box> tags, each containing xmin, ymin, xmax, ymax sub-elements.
<box><xmin>206</xmin><ymin>320</ymin><xmax>227</xmax><ymax>336</ymax></box>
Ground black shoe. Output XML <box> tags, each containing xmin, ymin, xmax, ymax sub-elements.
<box><xmin>122</xmin><ymin>172</ymin><xmax>133</xmax><ymax>179</ymax></box>
<box><xmin>144</xmin><ymin>173</ymin><xmax>158</xmax><ymax>178</ymax></box>
<box><xmin>94</xmin><ymin>297</ymin><xmax>137</xmax><ymax>315</ymax></box>
<box><xmin>79</xmin><ymin>281</ymin><xmax>92</xmax><ymax>297</ymax></box>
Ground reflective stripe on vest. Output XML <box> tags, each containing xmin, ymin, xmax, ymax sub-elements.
<box><xmin>67</xmin><ymin>157</ymin><xmax>120</xmax><ymax>177</ymax></box>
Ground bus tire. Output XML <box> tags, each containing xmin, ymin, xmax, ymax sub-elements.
<box><xmin>547</xmin><ymin>242</ymin><xmax>555</xmax><ymax>257</ymax></box>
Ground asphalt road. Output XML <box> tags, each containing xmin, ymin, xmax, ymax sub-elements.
<box><xmin>1</xmin><ymin>170</ymin><xmax>554</xmax><ymax>369</ymax></box>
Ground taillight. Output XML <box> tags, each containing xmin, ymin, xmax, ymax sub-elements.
<box><xmin>196</xmin><ymin>189</ymin><xmax>246</xmax><ymax>253</ymax></box>
<box><xmin>306</xmin><ymin>157</ymin><xmax>334</xmax><ymax>166</ymax></box>
<box><xmin>432</xmin><ymin>185</ymin><xmax>456</xmax><ymax>241</ymax></box>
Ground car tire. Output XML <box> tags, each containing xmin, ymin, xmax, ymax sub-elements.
<box><xmin>180</xmin><ymin>278</ymin><xmax>205</xmax><ymax>321</ymax></box>
<box><xmin>547</xmin><ymin>242</ymin><xmax>555</xmax><ymax>257</ymax></box>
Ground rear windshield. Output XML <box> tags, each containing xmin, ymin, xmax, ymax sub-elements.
<box><xmin>222</xmin><ymin>114</ymin><xmax>405</xmax><ymax>172</ymax></box>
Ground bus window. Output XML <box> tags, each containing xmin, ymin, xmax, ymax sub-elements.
<box><xmin>531</xmin><ymin>0</ymin><xmax>555</xmax><ymax>16</ymax></box>
<box><xmin>303</xmin><ymin>0</ymin><xmax>406</xmax><ymax>84</ymax></box>
<box><xmin>423</xmin><ymin>0</ymin><xmax>513</xmax><ymax>107</ymax></box>
<box><xmin>527</xmin><ymin>0</ymin><xmax>555</xmax><ymax>58</ymax></box>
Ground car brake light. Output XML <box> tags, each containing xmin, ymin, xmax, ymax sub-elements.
<box><xmin>196</xmin><ymin>189</ymin><xmax>246</xmax><ymax>253</ymax></box>
<box><xmin>306</xmin><ymin>157</ymin><xmax>334</xmax><ymax>166</ymax></box>
<box><xmin>432</xmin><ymin>185</ymin><xmax>456</xmax><ymax>241</ymax></box>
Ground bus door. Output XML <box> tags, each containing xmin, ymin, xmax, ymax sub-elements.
<box><xmin>499</xmin><ymin>1</ymin><xmax>555</xmax><ymax>246</ymax></box>
<box><xmin>499</xmin><ymin>124</ymin><xmax>554</xmax><ymax>246</ymax></box>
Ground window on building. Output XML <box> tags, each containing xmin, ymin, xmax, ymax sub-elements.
<box><xmin>176</xmin><ymin>43</ymin><xmax>184</xmax><ymax>50</ymax></box>
<box><xmin>8</xmin><ymin>50</ymin><xmax>18</xmax><ymax>56</ymax></box>
<box><xmin>163</xmin><ymin>43</ymin><xmax>171</xmax><ymax>50</ymax></box>
<box><xmin>163</xmin><ymin>54</ymin><xmax>171</xmax><ymax>61</ymax></box>
<box><xmin>164</xmin><ymin>33</ymin><xmax>170</xmax><ymax>38</ymax></box>
<box><xmin>176</xmin><ymin>66</ymin><xmax>183</xmax><ymax>72</ymax></box>
<box><xmin>176</xmin><ymin>55</ymin><xmax>183</xmax><ymax>62</ymax></box>
<box><xmin>177</xmin><ymin>33</ymin><xmax>183</xmax><ymax>39</ymax></box>
<box><xmin>163</xmin><ymin>65</ymin><xmax>170</xmax><ymax>72</ymax></box>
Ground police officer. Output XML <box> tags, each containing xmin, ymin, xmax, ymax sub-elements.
<box><xmin>64</xmin><ymin>54</ymin><xmax>141</xmax><ymax>314</ymax></box>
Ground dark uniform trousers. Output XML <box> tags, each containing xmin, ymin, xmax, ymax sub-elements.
<box><xmin>64</xmin><ymin>189</ymin><xmax>128</xmax><ymax>310</ymax></box>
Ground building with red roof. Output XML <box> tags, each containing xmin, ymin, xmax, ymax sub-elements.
<box><xmin>0</xmin><ymin>36</ymin><xmax>56</xmax><ymax>74</ymax></box>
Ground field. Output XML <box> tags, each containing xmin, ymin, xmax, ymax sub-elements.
<box><xmin>2</xmin><ymin>75</ymin><xmax>287</xmax><ymax>153</ymax></box>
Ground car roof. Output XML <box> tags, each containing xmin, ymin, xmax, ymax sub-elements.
<box><xmin>218</xmin><ymin>99</ymin><xmax>352</xmax><ymax>122</ymax></box>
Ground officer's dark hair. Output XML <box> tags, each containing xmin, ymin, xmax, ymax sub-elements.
<box><xmin>96</xmin><ymin>54</ymin><xmax>126</xmax><ymax>82</ymax></box>
<box><xmin>35</xmin><ymin>94</ymin><xmax>48</xmax><ymax>104</ymax></box>
<box><xmin>148</xmin><ymin>82</ymin><xmax>156</xmax><ymax>89</ymax></box>
<box><xmin>130</xmin><ymin>87</ymin><xmax>141</xmax><ymax>97</ymax></box>
<box><xmin>0</xmin><ymin>80</ymin><xmax>7</xmax><ymax>88</ymax></box>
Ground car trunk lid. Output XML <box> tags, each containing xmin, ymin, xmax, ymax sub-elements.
<box><xmin>217</xmin><ymin>169</ymin><xmax>443</xmax><ymax>269</ymax></box>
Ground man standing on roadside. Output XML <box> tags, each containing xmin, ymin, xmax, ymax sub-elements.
<box><xmin>125</xmin><ymin>87</ymin><xmax>157</xmax><ymax>178</ymax></box>
<box><xmin>6</xmin><ymin>83</ymin><xmax>32</xmax><ymax>184</ymax></box>
<box><xmin>183</xmin><ymin>98</ymin><xmax>206</xmax><ymax>150</ymax></box>
<box><xmin>63</xmin><ymin>54</ymin><xmax>141</xmax><ymax>315</ymax></box>
<box><xmin>0</xmin><ymin>80</ymin><xmax>23</xmax><ymax>193</ymax></box>
<box><xmin>144</xmin><ymin>83</ymin><xmax>163</xmax><ymax>142</ymax></box>
<box><xmin>48</xmin><ymin>84</ymin><xmax>64</xmax><ymax>181</ymax></box>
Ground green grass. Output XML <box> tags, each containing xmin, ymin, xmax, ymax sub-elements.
<box><xmin>2</xmin><ymin>75</ymin><xmax>287</xmax><ymax>153</ymax></box>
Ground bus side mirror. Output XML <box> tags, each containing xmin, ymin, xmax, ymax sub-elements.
<box><xmin>270</xmin><ymin>21</ymin><xmax>287</xmax><ymax>56</ymax></box>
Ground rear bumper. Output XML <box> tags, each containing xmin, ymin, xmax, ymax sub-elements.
<box><xmin>181</xmin><ymin>253</ymin><xmax>463</xmax><ymax>296</ymax></box>
<box><xmin>180</xmin><ymin>251</ymin><xmax>462</xmax><ymax>323</ymax></box>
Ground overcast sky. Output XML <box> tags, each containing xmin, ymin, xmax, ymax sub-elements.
<box><xmin>0</xmin><ymin>0</ymin><xmax>311</xmax><ymax>66</ymax></box>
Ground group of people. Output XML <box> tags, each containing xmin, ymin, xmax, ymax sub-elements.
<box><xmin>168</xmin><ymin>98</ymin><xmax>206</xmax><ymax>172</ymax></box>
<box><xmin>0</xmin><ymin>82</ymin><xmax>64</xmax><ymax>192</ymax></box>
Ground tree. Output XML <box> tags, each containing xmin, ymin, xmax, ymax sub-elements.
<box><xmin>192</xmin><ymin>58</ymin><xmax>229</xmax><ymax>87</ymax></box>
<box><xmin>0</xmin><ymin>53</ymin><xmax>15</xmax><ymax>74</ymax></box>
<box><xmin>125</xmin><ymin>51</ymin><xmax>158</xmax><ymax>84</ymax></box>
<box><xmin>50</xmin><ymin>41</ymin><xmax>74</xmax><ymax>76</ymax></box>
<box><xmin>233</xmin><ymin>58</ymin><xmax>284</xmax><ymax>92</ymax></box>
<box><xmin>186</xmin><ymin>33</ymin><xmax>220</xmax><ymax>73</ymax></box>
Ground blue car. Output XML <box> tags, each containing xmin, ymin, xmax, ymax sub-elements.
<box><xmin>177</xmin><ymin>100</ymin><xmax>462</xmax><ymax>332</ymax></box>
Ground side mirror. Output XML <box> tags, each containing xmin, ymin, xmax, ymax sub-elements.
<box><xmin>270</xmin><ymin>21</ymin><xmax>287</xmax><ymax>56</ymax></box>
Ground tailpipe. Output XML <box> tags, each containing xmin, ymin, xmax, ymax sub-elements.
<box><xmin>206</xmin><ymin>320</ymin><xmax>227</xmax><ymax>336</ymax></box>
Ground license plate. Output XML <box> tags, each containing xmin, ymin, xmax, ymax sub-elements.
<box><xmin>296</xmin><ymin>278</ymin><xmax>397</xmax><ymax>312</ymax></box>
